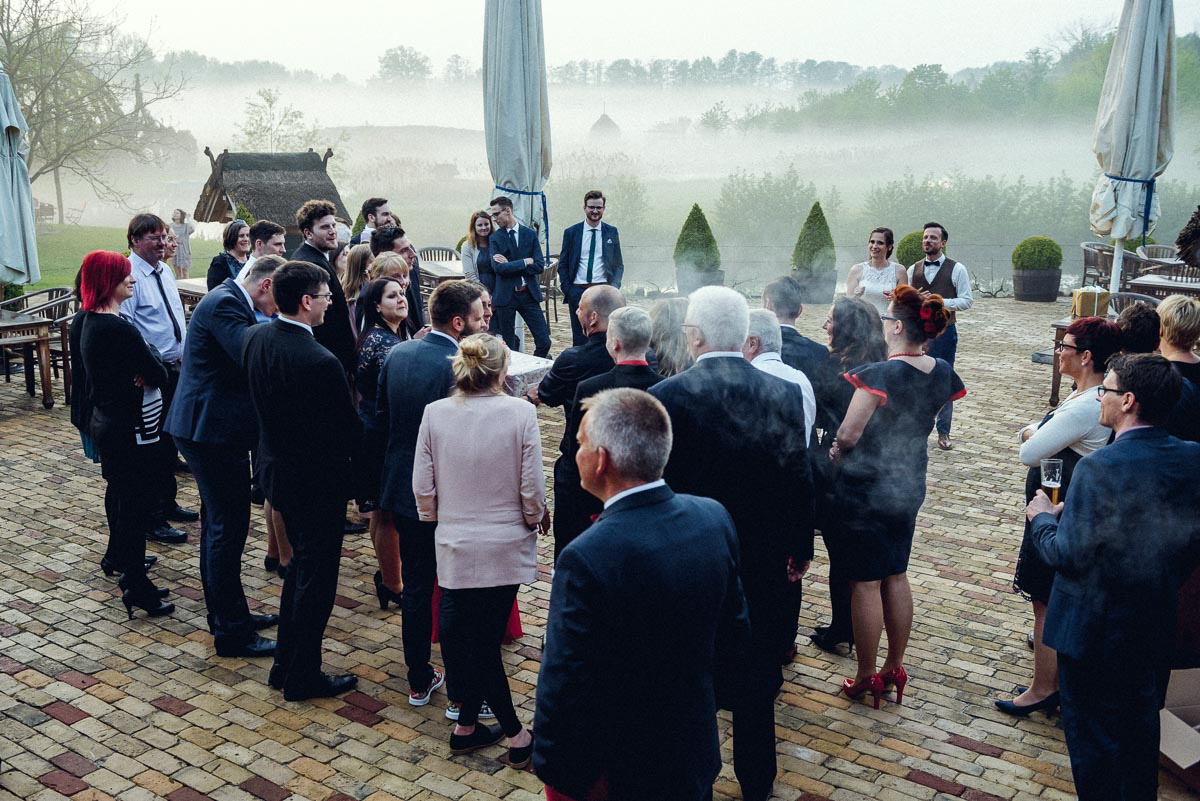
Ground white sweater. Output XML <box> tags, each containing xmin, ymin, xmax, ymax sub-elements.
<box><xmin>1017</xmin><ymin>387</ymin><xmax>1111</xmax><ymax>466</ymax></box>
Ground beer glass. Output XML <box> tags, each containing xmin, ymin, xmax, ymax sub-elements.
<box><xmin>1040</xmin><ymin>458</ymin><xmax>1063</xmax><ymax>504</ymax></box>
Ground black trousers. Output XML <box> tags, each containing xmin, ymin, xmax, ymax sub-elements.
<box><xmin>396</xmin><ymin>514</ymin><xmax>438</xmax><ymax>692</ymax></box>
<box><xmin>552</xmin><ymin>458</ymin><xmax>601</xmax><ymax>562</ymax></box>
<box><xmin>1058</xmin><ymin>653</ymin><xmax>1164</xmax><ymax>801</ymax></box>
<box><xmin>175</xmin><ymin>437</ymin><xmax>254</xmax><ymax>644</ymax></box>
<box><xmin>497</xmin><ymin>290</ymin><xmax>552</xmax><ymax>358</ymax></box>
<box><xmin>731</xmin><ymin>651</ymin><xmax>781</xmax><ymax>801</ymax></box>
<box><xmin>99</xmin><ymin>443</ymin><xmax>152</xmax><ymax>575</ymax></box>
<box><xmin>820</xmin><ymin>531</ymin><xmax>853</xmax><ymax>638</ymax></box>
<box><xmin>439</xmin><ymin>584</ymin><xmax>522</xmax><ymax>735</ymax></box>
<box><xmin>274</xmin><ymin>498</ymin><xmax>345</xmax><ymax>688</ymax></box>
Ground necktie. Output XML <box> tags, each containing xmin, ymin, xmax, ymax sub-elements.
<box><xmin>586</xmin><ymin>228</ymin><xmax>597</xmax><ymax>282</ymax></box>
<box><xmin>509</xmin><ymin>228</ymin><xmax>522</xmax><ymax>287</ymax></box>
<box><xmin>150</xmin><ymin>268</ymin><xmax>182</xmax><ymax>342</ymax></box>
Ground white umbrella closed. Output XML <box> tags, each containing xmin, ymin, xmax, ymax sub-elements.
<box><xmin>0</xmin><ymin>65</ymin><xmax>40</xmax><ymax>286</ymax></box>
<box><xmin>483</xmin><ymin>0</ymin><xmax>552</xmax><ymax>253</ymax></box>
<box><xmin>1089</xmin><ymin>0</ymin><xmax>1175</xmax><ymax>295</ymax></box>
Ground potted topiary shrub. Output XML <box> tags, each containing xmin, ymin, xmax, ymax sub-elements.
<box><xmin>674</xmin><ymin>203</ymin><xmax>723</xmax><ymax>295</ymax></box>
<box><xmin>791</xmin><ymin>201</ymin><xmax>836</xmax><ymax>303</ymax></box>
<box><xmin>1011</xmin><ymin>236</ymin><xmax>1063</xmax><ymax>302</ymax></box>
<box><xmin>895</xmin><ymin>230</ymin><xmax>925</xmax><ymax>269</ymax></box>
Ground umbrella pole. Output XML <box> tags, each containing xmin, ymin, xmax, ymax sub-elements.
<box><xmin>1109</xmin><ymin>239</ymin><xmax>1126</xmax><ymax>297</ymax></box>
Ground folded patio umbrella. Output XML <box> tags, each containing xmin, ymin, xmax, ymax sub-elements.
<box><xmin>0</xmin><ymin>65</ymin><xmax>40</xmax><ymax>286</ymax></box>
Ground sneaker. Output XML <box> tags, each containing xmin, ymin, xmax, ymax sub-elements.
<box><xmin>409</xmin><ymin>667</ymin><xmax>446</xmax><ymax>706</ymax></box>
<box><xmin>445</xmin><ymin>701</ymin><xmax>496</xmax><ymax>721</ymax></box>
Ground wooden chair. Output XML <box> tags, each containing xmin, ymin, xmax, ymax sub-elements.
<box><xmin>2</xmin><ymin>287</ymin><xmax>70</xmax><ymax>386</ymax></box>
<box><xmin>418</xmin><ymin>246</ymin><xmax>460</xmax><ymax>263</ymax></box>
<box><xmin>1081</xmin><ymin>242</ymin><xmax>1113</xmax><ymax>287</ymax></box>
<box><xmin>1137</xmin><ymin>243</ymin><xmax>1179</xmax><ymax>261</ymax></box>
<box><xmin>541</xmin><ymin>254</ymin><xmax>559</xmax><ymax>323</ymax></box>
<box><xmin>1108</xmin><ymin>292</ymin><xmax>1160</xmax><ymax>314</ymax></box>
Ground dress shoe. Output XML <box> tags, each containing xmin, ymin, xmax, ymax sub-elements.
<box><xmin>810</xmin><ymin>628</ymin><xmax>854</xmax><ymax>655</ymax></box>
<box><xmin>251</xmin><ymin>613</ymin><xmax>279</xmax><ymax>630</ymax></box>
<box><xmin>268</xmin><ymin>666</ymin><xmax>287</xmax><ymax>690</ymax></box>
<box><xmin>880</xmin><ymin>665</ymin><xmax>909</xmax><ymax>704</ymax></box>
<box><xmin>995</xmin><ymin>691</ymin><xmax>1060</xmax><ymax>717</ymax></box>
<box><xmin>165</xmin><ymin>504</ymin><xmax>199</xmax><ymax>523</ymax></box>
<box><xmin>374</xmin><ymin>570</ymin><xmax>403</xmax><ymax>611</ymax></box>
<box><xmin>263</xmin><ymin>557</ymin><xmax>287</xmax><ymax>578</ymax></box>
<box><xmin>214</xmin><ymin>634</ymin><xmax>276</xmax><ymax>659</ymax></box>
<box><xmin>146</xmin><ymin>524</ymin><xmax>188</xmax><ymax>544</ymax></box>
<box><xmin>842</xmin><ymin>673</ymin><xmax>884</xmax><ymax>709</ymax></box>
<box><xmin>1026</xmin><ymin>631</ymin><xmax>1035</xmax><ymax>650</ymax></box>
<box><xmin>118</xmin><ymin>574</ymin><xmax>174</xmax><ymax>620</ymax></box>
<box><xmin>250</xmin><ymin>485</ymin><xmax>265</xmax><ymax>506</ymax></box>
<box><xmin>499</xmin><ymin>733</ymin><xmax>533</xmax><ymax>770</ymax></box>
<box><xmin>101</xmin><ymin>555</ymin><xmax>156</xmax><ymax>577</ymax></box>
<box><xmin>937</xmin><ymin>433</ymin><xmax>954</xmax><ymax>450</ymax></box>
<box><xmin>449</xmin><ymin>723</ymin><xmax>505</xmax><ymax>755</ymax></box>
<box><xmin>283</xmin><ymin>672</ymin><xmax>358</xmax><ymax>702</ymax></box>
<box><xmin>344</xmin><ymin>518</ymin><xmax>367</xmax><ymax>534</ymax></box>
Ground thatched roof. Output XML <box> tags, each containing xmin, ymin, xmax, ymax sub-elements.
<box><xmin>589</xmin><ymin>113</ymin><xmax>620</xmax><ymax>139</ymax></box>
<box><xmin>193</xmin><ymin>148</ymin><xmax>350</xmax><ymax>229</ymax></box>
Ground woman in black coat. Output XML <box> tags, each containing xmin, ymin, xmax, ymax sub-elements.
<box><xmin>206</xmin><ymin>220</ymin><xmax>250</xmax><ymax>289</ymax></box>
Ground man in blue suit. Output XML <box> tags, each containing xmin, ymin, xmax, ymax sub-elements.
<box><xmin>487</xmin><ymin>195</ymin><xmax>551</xmax><ymax>358</ymax></box>
<box><xmin>534</xmin><ymin>388</ymin><xmax>750</xmax><ymax>801</ymax></box>
<box><xmin>374</xmin><ymin>281</ymin><xmax>486</xmax><ymax>707</ymax></box>
<box><xmin>165</xmin><ymin>259</ymin><xmax>282</xmax><ymax>658</ymax></box>
<box><xmin>557</xmin><ymin>190</ymin><xmax>624</xmax><ymax>346</ymax></box>
<box><xmin>1028</xmin><ymin>353</ymin><xmax>1200</xmax><ymax>801</ymax></box>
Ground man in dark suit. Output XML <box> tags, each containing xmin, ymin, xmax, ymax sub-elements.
<box><xmin>552</xmin><ymin>304</ymin><xmax>661</xmax><ymax>560</ymax></box>
<box><xmin>487</xmin><ymin>195</ymin><xmax>551</xmax><ymax>358</ymax></box>
<box><xmin>649</xmin><ymin>286</ymin><xmax>814</xmax><ymax>801</ymax></box>
<box><xmin>763</xmin><ymin>274</ymin><xmax>828</xmax><ymax>386</ymax></box>
<box><xmin>374</xmin><ymin>280</ymin><xmax>486</xmax><ymax>706</ymax></box>
<box><xmin>534</xmin><ymin>387</ymin><xmax>750</xmax><ymax>801</ymax></box>
<box><xmin>291</xmin><ymin>199</ymin><xmax>356</xmax><ymax>375</ymax></box>
<box><xmin>557</xmin><ymin>190</ymin><xmax>624</xmax><ymax>346</ymax></box>
<box><xmin>369</xmin><ymin>225</ymin><xmax>424</xmax><ymax>333</ymax></box>
<box><xmin>1028</xmin><ymin>353</ymin><xmax>1200</xmax><ymax>801</ymax></box>
<box><xmin>243</xmin><ymin>261</ymin><xmax>362</xmax><ymax>701</ymax></box>
<box><xmin>165</xmin><ymin>259</ymin><xmax>281</xmax><ymax>658</ymax></box>
<box><xmin>350</xmin><ymin>197</ymin><xmax>395</xmax><ymax>246</ymax></box>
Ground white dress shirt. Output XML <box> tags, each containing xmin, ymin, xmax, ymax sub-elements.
<box><xmin>751</xmin><ymin>352</ymin><xmax>816</xmax><ymax>443</ymax></box>
<box><xmin>121</xmin><ymin>252</ymin><xmax>188</xmax><ymax>362</ymax></box>
<box><xmin>603</xmin><ymin>479</ymin><xmax>667</xmax><ymax>509</ymax></box>
<box><xmin>909</xmin><ymin>255</ymin><xmax>974</xmax><ymax>312</ymax></box>
<box><xmin>574</xmin><ymin>222</ymin><xmax>608</xmax><ymax>284</ymax></box>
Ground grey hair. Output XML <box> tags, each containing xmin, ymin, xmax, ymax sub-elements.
<box><xmin>746</xmin><ymin>308</ymin><xmax>783</xmax><ymax>353</ymax></box>
<box><xmin>607</xmin><ymin>306</ymin><xmax>652</xmax><ymax>351</ymax></box>
<box><xmin>580</xmin><ymin>388</ymin><xmax>672</xmax><ymax>483</ymax></box>
<box><xmin>685</xmin><ymin>286</ymin><xmax>749</xmax><ymax>351</ymax></box>
<box><xmin>244</xmin><ymin>254</ymin><xmax>284</xmax><ymax>284</ymax></box>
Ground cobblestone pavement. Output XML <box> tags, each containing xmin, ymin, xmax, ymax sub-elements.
<box><xmin>0</xmin><ymin>297</ymin><xmax>1195</xmax><ymax>801</ymax></box>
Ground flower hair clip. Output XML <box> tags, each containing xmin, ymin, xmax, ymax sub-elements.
<box><xmin>919</xmin><ymin>305</ymin><xmax>933</xmax><ymax>320</ymax></box>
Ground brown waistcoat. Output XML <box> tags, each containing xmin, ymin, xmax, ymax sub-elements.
<box><xmin>910</xmin><ymin>257</ymin><xmax>958</xmax><ymax>325</ymax></box>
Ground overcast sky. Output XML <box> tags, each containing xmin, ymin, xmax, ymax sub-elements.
<box><xmin>101</xmin><ymin>0</ymin><xmax>1200</xmax><ymax>80</ymax></box>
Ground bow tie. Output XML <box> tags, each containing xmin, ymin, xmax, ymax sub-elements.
<box><xmin>924</xmin><ymin>260</ymin><xmax>941</xmax><ymax>266</ymax></box>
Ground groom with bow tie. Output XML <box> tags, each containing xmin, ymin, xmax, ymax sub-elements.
<box><xmin>908</xmin><ymin>221</ymin><xmax>973</xmax><ymax>450</ymax></box>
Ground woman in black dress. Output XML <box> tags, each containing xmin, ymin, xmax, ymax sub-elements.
<box><xmin>830</xmin><ymin>285</ymin><xmax>964</xmax><ymax>707</ymax></box>
<box><xmin>205</xmin><ymin>220</ymin><xmax>250</xmax><ymax>290</ymax></box>
<box><xmin>354</xmin><ymin>278</ymin><xmax>410</xmax><ymax>609</ymax></box>
<box><xmin>810</xmin><ymin>296</ymin><xmax>886</xmax><ymax>654</ymax></box>
<box><xmin>78</xmin><ymin>251</ymin><xmax>174</xmax><ymax>619</ymax></box>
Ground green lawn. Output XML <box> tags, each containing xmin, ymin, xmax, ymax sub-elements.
<box><xmin>29</xmin><ymin>224</ymin><xmax>222</xmax><ymax>288</ymax></box>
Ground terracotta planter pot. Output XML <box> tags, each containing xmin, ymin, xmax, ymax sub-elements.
<box><xmin>675</xmin><ymin>268</ymin><xmax>724</xmax><ymax>296</ymax></box>
<box><xmin>1013</xmin><ymin>268</ymin><xmax>1061</xmax><ymax>302</ymax></box>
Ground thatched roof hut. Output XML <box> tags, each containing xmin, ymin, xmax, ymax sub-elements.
<box><xmin>194</xmin><ymin>147</ymin><xmax>351</xmax><ymax>249</ymax></box>
<box><xmin>589</xmin><ymin>113</ymin><xmax>620</xmax><ymax>140</ymax></box>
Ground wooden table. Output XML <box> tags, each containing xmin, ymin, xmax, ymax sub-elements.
<box><xmin>1</xmin><ymin>309</ymin><xmax>54</xmax><ymax>408</ymax></box>
<box><xmin>176</xmin><ymin>278</ymin><xmax>208</xmax><ymax>317</ymax></box>
<box><xmin>1129</xmin><ymin>274</ymin><xmax>1200</xmax><ymax>300</ymax></box>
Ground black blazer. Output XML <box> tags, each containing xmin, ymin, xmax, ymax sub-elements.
<box><xmin>373</xmin><ymin>331</ymin><xmax>457</xmax><ymax>518</ymax></box>
<box><xmin>292</xmin><ymin>241</ymin><xmax>357</xmax><ymax>373</ymax></box>
<box><xmin>557</xmin><ymin>221</ymin><xmax>624</xmax><ymax>291</ymax></box>
<box><xmin>1032</xmin><ymin>427</ymin><xmax>1200</xmax><ymax>665</ymax></box>
<box><xmin>537</xmin><ymin>331</ymin><xmax>616</xmax><ymax>452</ymax></box>
<box><xmin>164</xmin><ymin>278</ymin><xmax>258</xmax><ymax>447</ymax></box>
<box><xmin>562</xmin><ymin>363</ymin><xmax>663</xmax><ymax>467</ymax></box>
<box><xmin>780</xmin><ymin>326</ymin><xmax>829</xmax><ymax>383</ymax></box>
<box><xmin>243</xmin><ymin>319</ymin><xmax>361</xmax><ymax>513</ymax></box>
<box><xmin>649</xmin><ymin>355</ymin><xmax>814</xmax><ymax>660</ymax></box>
<box><xmin>533</xmin><ymin>484</ymin><xmax>750</xmax><ymax>800</ymax></box>
<box><xmin>488</xmin><ymin>224</ymin><xmax>544</xmax><ymax>305</ymax></box>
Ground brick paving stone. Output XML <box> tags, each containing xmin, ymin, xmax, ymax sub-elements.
<box><xmin>8</xmin><ymin>297</ymin><xmax>1200</xmax><ymax>801</ymax></box>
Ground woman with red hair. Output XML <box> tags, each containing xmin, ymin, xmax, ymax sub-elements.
<box><xmin>829</xmin><ymin>284</ymin><xmax>965</xmax><ymax>708</ymax></box>
<box><xmin>78</xmin><ymin>250</ymin><xmax>174</xmax><ymax>619</ymax></box>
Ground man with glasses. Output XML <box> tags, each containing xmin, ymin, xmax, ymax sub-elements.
<box><xmin>243</xmin><ymin>261</ymin><xmax>362</xmax><ymax>701</ymax></box>
<box><xmin>558</xmin><ymin>190</ymin><xmax>624</xmax><ymax>346</ymax></box>
<box><xmin>121</xmin><ymin>213</ymin><xmax>197</xmax><ymax>545</ymax></box>
<box><xmin>488</xmin><ymin>196</ymin><xmax>552</xmax><ymax>358</ymax></box>
<box><xmin>1026</xmin><ymin>353</ymin><xmax>1200</xmax><ymax>801</ymax></box>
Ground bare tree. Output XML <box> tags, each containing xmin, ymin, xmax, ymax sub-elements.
<box><xmin>0</xmin><ymin>0</ymin><xmax>184</xmax><ymax>221</ymax></box>
<box><xmin>234</xmin><ymin>88</ymin><xmax>320</xmax><ymax>153</ymax></box>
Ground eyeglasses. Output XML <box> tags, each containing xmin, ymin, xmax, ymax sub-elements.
<box><xmin>305</xmin><ymin>292</ymin><xmax>333</xmax><ymax>301</ymax></box>
<box><xmin>140</xmin><ymin>234</ymin><xmax>167</xmax><ymax>243</ymax></box>
<box><xmin>1095</xmin><ymin>385</ymin><xmax>1128</xmax><ymax>398</ymax></box>
<box><xmin>1054</xmin><ymin>341</ymin><xmax>1081</xmax><ymax>352</ymax></box>
<box><xmin>585</xmin><ymin>205</ymin><xmax>605</xmax><ymax>211</ymax></box>
<box><xmin>880</xmin><ymin>314</ymin><xmax>899</xmax><ymax>321</ymax></box>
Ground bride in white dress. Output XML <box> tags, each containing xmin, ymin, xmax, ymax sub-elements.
<box><xmin>845</xmin><ymin>227</ymin><xmax>908</xmax><ymax>314</ymax></box>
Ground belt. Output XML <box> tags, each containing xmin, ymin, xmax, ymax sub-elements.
<box><xmin>515</xmin><ymin>286</ymin><xmax>528</xmax><ymax>292</ymax></box>
<box><xmin>573</xmin><ymin>282</ymin><xmax>607</xmax><ymax>288</ymax></box>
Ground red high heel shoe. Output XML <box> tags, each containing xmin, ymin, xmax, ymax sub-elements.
<box><xmin>881</xmin><ymin>666</ymin><xmax>908</xmax><ymax>704</ymax></box>
<box><xmin>842</xmin><ymin>673</ymin><xmax>884</xmax><ymax>709</ymax></box>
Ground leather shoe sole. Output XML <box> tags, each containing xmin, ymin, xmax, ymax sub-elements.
<box><xmin>214</xmin><ymin>635</ymin><xmax>276</xmax><ymax>659</ymax></box>
<box><xmin>251</xmin><ymin>613</ymin><xmax>279</xmax><ymax>630</ymax></box>
<box><xmin>283</xmin><ymin>673</ymin><xmax>358</xmax><ymax>702</ymax></box>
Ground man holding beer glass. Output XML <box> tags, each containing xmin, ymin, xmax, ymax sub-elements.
<box><xmin>998</xmin><ymin>317</ymin><xmax>1121</xmax><ymax>716</ymax></box>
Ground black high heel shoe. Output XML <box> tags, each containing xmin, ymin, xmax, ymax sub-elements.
<box><xmin>264</xmin><ymin>557</ymin><xmax>287</xmax><ymax>578</ymax></box>
<box><xmin>118</xmin><ymin>574</ymin><xmax>175</xmax><ymax>620</ymax></box>
<box><xmin>374</xmin><ymin>571</ymin><xmax>403</xmax><ymax>610</ymax></box>
<box><xmin>810</xmin><ymin>627</ymin><xmax>854</xmax><ymax>655</ymax></box>
<box><xmin>101</xmin><ymin>555</ymin><xmax>156</xmax><ymax>577</ymax></box>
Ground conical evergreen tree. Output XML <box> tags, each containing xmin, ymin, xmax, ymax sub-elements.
<box><xmin>351</xmin><ymin>210</ymin><xmax>366</xmax><ymax>238</ymax></box>
<box><xmin>673</xmin><ymin>204</ymin><xmax>721</xmax><ymax>272</ymax></box>
<box><xmin>791</xmin><ymin>201</ymin><xmax>834</xmax><ymax>274</ymax></box>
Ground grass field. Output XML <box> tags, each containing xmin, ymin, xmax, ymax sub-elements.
<box><xmin>27</xmin><ymin>224</ymin><xmax>223</xmax><ymax>289</ymax></box>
